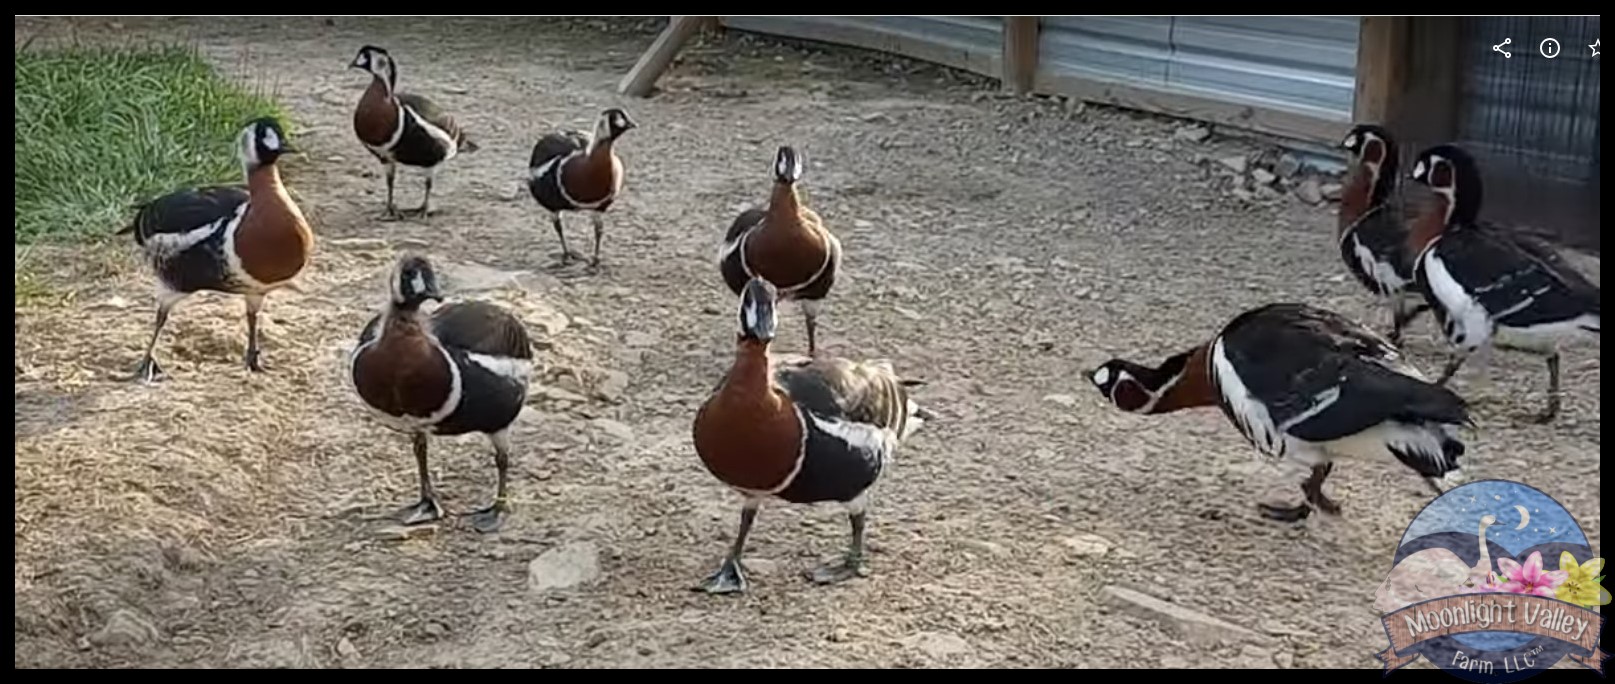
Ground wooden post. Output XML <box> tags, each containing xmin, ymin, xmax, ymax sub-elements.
<box><xmin>1002</xmin><ymin>16</ymin><xmax>1039</xmax><ymax>95</ymax></box>
<box><xmin>1353</xmin><ymin>17</ymin><xmax>1411</xmax><ymax>126</ymax></box>
<box><xmin>619</xmin><ymin>16</ymin><xmax>714</xmax><ymax>98</ymax></box>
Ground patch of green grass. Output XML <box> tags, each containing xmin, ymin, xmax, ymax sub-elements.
<box><xmin>14</xmin><ymin>42</ymin><xmax>290</xmax><ymax>244</ymax></box>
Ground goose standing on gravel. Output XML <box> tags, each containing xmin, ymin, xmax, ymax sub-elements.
<box><xmin>1337</xmin><ymin>123</ymin><xmax>1429</xmax><ymax>345</ymax></box>
<box><xmin>117</xmin><ymin>117</ymin><xmax>312</xmax><ymax>383</ymax></box>
<box><xmin>718</xmin><ymin>145</ymin><xmax>842</xmax><ymax>357</ymax></box>
<box><xmin>350</xmin><ymin>45</ymin><xmax>478</xmax><ymax>221</ymax></box>
<box><xmin>1404</xmin><ymin>144</ymin><xmax>1601</xmax><ymax>423</ymax></box>
<box><xmin>1089</xmin><ymin>302</ymin><xmax>1471</xmax><ymax>522</ymax></box>
<box><xmin>349</xmin><ymin>254</ymin><xmax>535</xmax><ymax>534</ymax></box>
<box><xmin>527</xmin><ymin>107</ymin><xmax>637</xmax><ymax>269</ymax></box>
<box><xmin>691</xmin><ymin>277</ymin><xmax>930</xmax><ymax>593</ymax></box>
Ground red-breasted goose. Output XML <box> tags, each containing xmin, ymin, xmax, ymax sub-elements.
<box><xmin>349</xmin><ymin>254</ymin><xmax>535</xmax><ymax>533</ymax></box>
<box><xmin>117</xmin><ymin>117</ymin><xmax>312</xmax><ymax>383</ymax></box>
<box><xmin>1405</xmin><ymin>143</ymin><xmax>1601</xmax><ymax>423</ymax></box>
<box><xmin>717</xmin><ymin>146</ymin><xmax>842</xmax><ymax>357</ymax></box>
<box><xmin>691</xmin><ymin>277</ymin><xmax>931</xmax><ymax>593</ymax></box>
<box><xmin>527</xmin><ymin>108</ymin><xmax>636</xmax><ymax>269</ymax></box>
<box><xmin>1337</xmin><ymin>123</ymin><xmax>1429</xmax><ymax>345</ymax></box>
<box><xmin>350</xmin><ymin>45</ymin><xmax>478</xmax><ymax>221</ymax></box>
<box><xmin>1090</xmin><ymin>302</ymin><xmax>1471</xmax><ymax>522</ymax></box>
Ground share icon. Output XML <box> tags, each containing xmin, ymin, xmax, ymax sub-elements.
<box><xmin>1493</xmin><ymin>38</ymin><xmax>1512</xmax><ymax>58</ymax></box>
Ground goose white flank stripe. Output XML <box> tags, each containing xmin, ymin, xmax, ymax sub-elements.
<box><xmin>1210</xmin><ymin>336</ymin><xmax>1285</xmax><ymax>457</ymax></box>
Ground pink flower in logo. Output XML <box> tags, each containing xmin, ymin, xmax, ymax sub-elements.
<box><xmin>1494</xmin><ymin>551</ymin><xmax>1569</xmax><ymax>597</ymax></box>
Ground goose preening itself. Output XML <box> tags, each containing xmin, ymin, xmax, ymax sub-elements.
<box><xmin>1089</xmin><ymin>302</ymin><xmax>1472</xmax><ymax>522</ymax></box>
<box><xmin>350</xmin><ymin>45</ymin><xmax>478</xmax><ymax>221</ymax></box>
<box><xmin>1337</xmin><ymin>123</ymin><xmax>1429</xmax><ymax>345</ymax></box>
<box><xmin>691</xmin><ymin>277</ymin><xmax>931</xmax><ymax>593</ymax></box>
<box><xmin>1405</xmin><ymin>143</ymin><xmax>1601</xmax><ymax>423</ymax></box>
<box><xmin>526</xmin><ymin>107</ymin><xmax>636</xmax><ymax>268</ymax></box>
<box><xmin>717</xmin><ymin>145</ymin><xmax>842</xmax><ymax>357</ymax></box>
<box><xmin>348</xmin><ymin>255</ymin><xmax>535</xmax><ymax>534</ymax></box>
<box><xmin>117</xmin><ymin>117</ymin><xmax>312</xmax><ymax>383</ymax></box>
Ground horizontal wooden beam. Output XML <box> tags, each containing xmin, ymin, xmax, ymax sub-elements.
<box><xmin>619</xmin><ymin>16</ymin><xmax>714</xmax><ymax>98</ymax></box>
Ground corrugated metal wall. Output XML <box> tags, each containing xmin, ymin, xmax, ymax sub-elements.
<box><xmin>1037</xmin><ymin>16</ymin><xmax>1360</xmax><ymax>121</ymax></box>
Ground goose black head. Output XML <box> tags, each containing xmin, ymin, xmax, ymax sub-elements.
<box><xmin>1089</xmin><ymin>347</ymin><xmax>1198</xmax><ymax>415</ymax></box>
<box><xmin>738</xmin><ymin>277</ymin><xmax>778</xmax><ymax>343</ymax></box>
<box><xmin>1408</xmin><ymin>144</ymin><xmax>1484</xmax><ymax>225</ymax></box>
<box><xmin>595</xmin><ymin>107</ymin><xmax>637</xmax><ymax>142</ymax></box>
<box><xmin>772</xmin><ymin>145</ymin><xmax>804</xmax><ymax>185</ymax></box>
<box><xmin>349</xmin><ymin>45</ymin><xmax>396</xmax><ymax>88</ymax></box>
<box><xmin>391</xmin><ymin>254</ymin><xmax>443</xmax><ymax>309</ymax></box>
<box><xmin>239</xmin><ymin>117</ymin><xmax>293</xmax><ymax>172</ymax></box>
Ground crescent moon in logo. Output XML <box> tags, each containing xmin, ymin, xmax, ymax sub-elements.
<box><xmin>1514</xmin><ymin>505</ymin><xmax>1531</xmax><ymax>530</ymax></box>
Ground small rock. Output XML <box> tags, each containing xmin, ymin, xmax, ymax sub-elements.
<box><xmin>535</xmin><ymin>385</ymin><xmax>588</xmax><ymax>404</ymax></box>
<box><xmin>423</xmin><ymin>621</ymin><xmax>449</xmax><ymax>638</ymax></box>
<box><xmin>88</xmin><ymin>609</ymin><xmax>160</xmax><ymax>647</ymax></box>
<box><xmin>899</xmin><ymin>631</ymin><xmax>972</xmax><ymax>659</ymax></box>
<box><xmin>1043</xmin><ymin>394</ymin><xmax>1078</xmax><ymax>408</ymax></box>
<box><xmin>375</xmin><ymin>524</ymin><xmax>438</xmax><ymax>541</ymax></box>
<box><xmin>1124</xmin><ymin>138</ymin><xmax>1146</xmax><ymax>148</ymax></box>
<box><xmin>828</xmin><ymin>627</ymin><xmax>851</xmax><ymax>642</ymax></box>
<box><xmin>1101</xmin><ymin>586</ymin><xmax>1269</xmax><ymax>646</ymax></box>
<box><xmin>336</xmin><ymin>636</ymin><xmax>359</xmax><ymax>658</ymax></box>
<box><xmin>497</xmin><ymin>183</ymin><xmax>522</xmax><ymax>202</ymax></box>
<box><xmin>1276</xmin><ymin>154</ymin><xmax>1302</xmax><ymax>178</ymax></box>
<box><xmin>594</xmin><ymin>370</ymin><xmax>629</xmax><ymax>402</ymax></box>
<box><xmin>329</xmin><ymin>237</ymin><xmax>389</xmax><ymax>250</ymax></box>
<box><xmin>1273</xmin><ymin>649</ymin><xmax>1295</xmax><ymax>668</ymax></box>
<box><xmin>1061</xmin><ymin>533</ymin><xmax>1113</xmax><ymax>558</ymax></box>
<box><xmin>893</xmin><ymin>306</ymin><xmax>924</xmax><ymax>321</ymax></box>
<box><xmin>1174</xmin><ymin>125</ymin><xmax>1210</xmax><ymax>143</ymax></box>
<box><xmin>1218</xmin><ymin>155</ymin><xmax>1248</xmax><ymax>174</ymax></box>
<box><xmin>957</xmin><ymin>539</ymin><xmax>1006</xmax><ymax>557</ymax></box>
<box><xmin>623</xmin><ymin>330</ymin><xmax>660</xmax><ymax>348</ymax></box>
<box><xmin>527</xmin><ymin>541</ymin><xmax>602</xmax><ymax>592</ymax></box>
<box><xmin>591</xmin><ymin>418</ymin><xmax>634</xmax><ymax>442</ymax></box>
<box><xmin>853</xmin><ymin>219</ymin><xmax>873</xmax><ymax>229</ymax></box>
<box><xmin>1259</xmin><ymin>620</ymin><xmax>1320</xmax><ymax>639</ymax></box>
<box><xmin>1230</xmin><ymin>187</ymin><xmax>1254</xmax><ymax>201</ymax></box>
<box><xmin>439</xmin><ymin>261</ymin><xmax>529</xmax><ymax>292</ymax></box>
<box><xmin>1252</xmin><ymin>168</ymin><xmax>1278</xmax><ymax>186</ymax></box>
<box><xmin>1294</xmin><ymin>178</ymin><xmax>1324</xmax><ymax>205</ymax></box>
<box><xmin>1320</xmin><ymin>182</ymin><xmax>1344</xmax><ymax>201</ymax></box>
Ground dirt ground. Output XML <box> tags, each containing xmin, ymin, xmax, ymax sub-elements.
<box><xmin>13</xmin><ymin>17</ymin><xmax>1602</xmax><ymax>669</ymax></box>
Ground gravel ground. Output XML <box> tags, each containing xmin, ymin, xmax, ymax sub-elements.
<box><xmin>13</xmin><ymin>16</ymin><xmax>1601</xmax><ymax>669</ymax></box>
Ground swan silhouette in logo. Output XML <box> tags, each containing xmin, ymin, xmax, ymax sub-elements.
<box><xmin>1374</xmin><ymin>513</ymin><xmax>1498</xmax><ymax>613</ymax></box>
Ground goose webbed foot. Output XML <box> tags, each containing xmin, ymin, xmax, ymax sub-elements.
<box><xmin>397</xmin><ymin>204</ymin><xmax>433</xmax><ymax>220</ymax></box>
<box><xmin>807</xmin><ymin>509</ymin><xmax>869</xmax><ymax>585</ymax></box>
<box><xmin>808</xmin><ymin>554</ymin><xmax>868</xmax><ymax>585</ymax></box>
<box><xmin>132</xmin><ymin>356</ymin><xmax>166</xmax><ymax>384</ymax></box>
<box><xmin>696</xmin><ymin>557</ymin><xmax>749</xmax><ymax>595</ymax></box>
<box><xmin>696</xmin><ymin>502</ymin><xmax>759</xmax><ymax>595</ymax></box>
<box><xmin>393</xmin><ymin>496</ymin><xmax>443</xmax><ymax>526</ymax></box>
<box><xmin>244</xmin><ymin>347</ymin><xmax>266</xmax><ymax>373</ymax></box>
<box><xmin>1300</xmin><ymin>463</ymin><xmax>1340</xmax><ymax>515</ymax></box>
<box><xmin>468</xmin><ymin>501</ymin><xmax>507</xmax><ymax>534</ymax></box>
<box><xmin>1258</xmin><ymin>501</ymin><xmax>1313</xmax><ymax>523</ymax></box>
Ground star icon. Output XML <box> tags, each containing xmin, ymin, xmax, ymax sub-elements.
<box><xmin>1592</xmin><ymin>39</ymin><xmax>1601</xmax><ymax>57</ymax></box>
